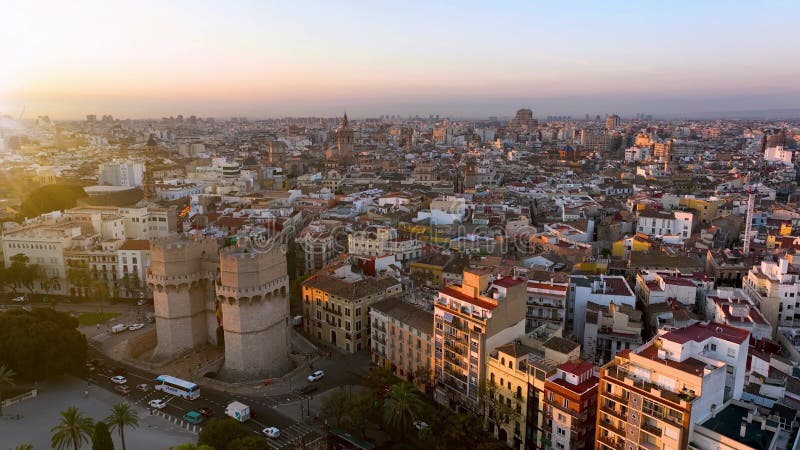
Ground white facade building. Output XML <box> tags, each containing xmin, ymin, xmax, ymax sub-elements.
<box><xmin>636</xmin><ymin>209</ymin><xmax>693</xmax><ymax>241</ymax></box>
<box><xmin>764</xmin><ymin>145</ymin><xmax>793</xmax><ymax>166</ymax></box>
<box><xmin>569</xmin><ymin>275</ymin><xmax>636</xmax><ymax>343</ymax></box>
<box><xmin>98</xmin><ymin>161</ymin><xmax>144</xmax><ymax>187</ymax></box>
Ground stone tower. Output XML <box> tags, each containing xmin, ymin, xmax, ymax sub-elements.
<box><xmin>336</xmin><ymin>113</ymin><xmax>354</xmax><ymax>159</ymax></box>
<box><xmin>147</xmin><ymin>237</ymin><xmax>219</xmax><ymax>362</ymax></box>
<box><xmin>216</xmin><ymin>243</ymin><xmax>291</xmax><ymax>378</ymax></box>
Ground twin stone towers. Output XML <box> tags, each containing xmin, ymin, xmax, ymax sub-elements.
<box><xmin>146</xmin><ymin>236</ymin><xmax>292</xmax><ymax>380</ymax></box>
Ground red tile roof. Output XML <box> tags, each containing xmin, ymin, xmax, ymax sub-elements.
<box><xmin>493</xmin><ymin>276</ymin><xmax>524</xmax><ymax>288</ymax></box>
<box><xmin>559</xmin><ymin>360</ymin><xmax>594</xmax><ymax>377</ymax></box>
<box><xmin>439</xmin><ymin>286</ymin><xmax>497</xmax><ymax>310</ymax></box>
<box><xmin>662</xmin><ymin>321</ymin><xmax>749</xmax><ymax>345</ymax></box>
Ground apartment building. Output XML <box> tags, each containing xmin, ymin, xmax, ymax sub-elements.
<box><xmin>743</xmin><ymin>256</ymin><xmax>800</xmax><ymax>331</ymax></box>
<box><xmin>636</xmin><ymin>208</ymin><xmax>693</xmax><ymax>241</ymax></box>
<box><xmin>302</xmin><ymin>263</ymin><xmax>402</xmax><ymax>353</ymax></box>
<box><xmin>486</xmin><ymin>330</ymin><xmax>584</xmax><ymax>450</ymax></box>
<box><xmin>433</xmin><ymin>269</ymin><xmax>526</xmax><ymax>411</ymax></box>
<box><xmin>117</xmin><ymin>239</ymin><xmax>150</xmax><ymax>296</ymax></box>
<box><xmin>544</xmin><ymin>360</ymin><xmax>599</xmax><ymax>450</ymax></box>
<box><xmin>595</xmin><ymin>322</ymin><xmax>749</xmax><ymax>450</ymax></box>
<box><xmin>65</xmin><ymin>205</ymin><xmax>177</xmax><ymax>240</ymax></box>
<box><xmin>369</xmin><ymin>298</ymin><xmax>433</xmax><ymax>387</ymax></box>
<box><xmin>634</xmin><ymin>270</ymin><xmax>714</xmax><ymax>308</ymax></box>
<box><xmin>583</xmin><ymin>302</ymin><xmax>643</xmax><ymax>366</ymax></box>
<box><xmin>569</xmin><ymin>275</ymin><xmax>636</xmax><ymax>343</ymax></box>
<box><xmin>295</xmin><ymin>220</ymin><xmax>339</xmax><ymax>276</ymax></box>
<box><xmin>98</xmin><ymin>160</ymin><xmax>144</xmax><ymax>187</ymax></box>
<box><xmin>705</xmin><ymin>289</ymin><xmax>772</xmax><ymax>341</ymax></box>
<box><xmin>2</xmin><ymin>222</ymin><xmax>85</xmax><ymax>290</ymax></box>
<box><xmin>526</xmin><ymin>277</ymin><xmax>568</xmax><ymax>331</ymax></box>
<box><xmin>348</xmin><ymin>226</ymin><xmax>422</xmax><ymax>262</ymax></box>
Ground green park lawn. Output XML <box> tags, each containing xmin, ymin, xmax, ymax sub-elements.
<box><xmin>77</xmin><ymin>312</ymin><xmax>119</xmax><ymax>326</ymax></box>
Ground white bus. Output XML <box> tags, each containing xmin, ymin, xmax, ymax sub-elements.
<box><xmin>154</xmin><ymin>375</ymin><xmax>200</xmax><ymax>400</ymax></box>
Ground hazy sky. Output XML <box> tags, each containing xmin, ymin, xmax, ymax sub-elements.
<box><xmin>2</xmin><ymin>0</ymin><xmax>800</xmax><ymax>119</ymax></box>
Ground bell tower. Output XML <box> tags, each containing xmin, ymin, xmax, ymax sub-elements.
<box><xmin>336</xmin><ymin>112</ymin><xmax>354</xmax><ymax>158</ymax></box>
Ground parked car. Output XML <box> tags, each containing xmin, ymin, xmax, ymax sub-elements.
<box><xmin>149</xmin><ymin>399</ymin><xmax>167</xmax><ymax>409</ymax></box>
<box><xmin>114</xmin><ymin>385</ymin><xmax>130</xmax><ymax>396</ymax></box>
<box><xmin>197</xmin><ymin>407</ymin><xmax>214</xmax><ymax>418</ymax></box>
<box><xmin>182</xmin><ymin>411</ymin><xmax>205</xmax><ymax>425</ymax></box>
<box><xmin>136</xmin><ymin>383</ymin><xmax>150</xmax><ymax>392</ymax></box>
<box><xmin>111</xmin><ymin>324</ymin><xmax>127</xmax><ymax>334</ymax></box>
<box><xmin>112</xmin><ymin>367</ymin><xmax>127</xmax><ymax>376</ymax></box>
<box><xmin>128</xmin><ymin>323</ymin><xmax>144</xmax><ymax>331</ymax></box>
<box><xmin>11</xmin><ymin>296</ymin><xmax>25</xmax><ymax>303</ymax></box>
<box><xmin>262</xmin><ymin>427</ymin><xmax>281</xmax><ymax>438</ymax></box>
<box><xmin>110</xmin><ymin>376</ymin><xmax>127</xmax><ymax>384</ymax></box>
<box><xmin>307</xmin><ymin>370</ymin><xmax>325</xmax><ymax>382</ymax></box>
<box><xmin>413</xmin><ymin>420</ymin><xmax>430</xmax><ymax>431</ymax></box>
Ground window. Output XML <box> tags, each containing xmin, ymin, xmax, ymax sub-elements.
<box><xmin>563</xmin><ymin>398</ymin><xmax>569</xmax><ymax>408</ymax></box>
<box><xmin>557</xmin><ymin>427</ymin><xmax>566</xmax><ymax>436</ymax></box>
<box><xmin>710</xmin><ymin>343</ymin><xmax>717</xmax><ymax>352</ymax></box>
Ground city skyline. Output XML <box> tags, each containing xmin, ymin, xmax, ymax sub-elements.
<box><xmin>3</xmin><ymin>0</ymin><xmax>800</xmax><ymax>119</ymax></box>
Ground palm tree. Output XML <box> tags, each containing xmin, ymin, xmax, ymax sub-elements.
<box><xmin>381</xmin><ymin>381</ymin><xmax>424</xmax><ymax>438</ymax></box>
<box><xmin>51</xmin><ymin>406</ymin><xmax>94</xmax><ymax>450</ymax></box>
<box><xmin>0</xmin><ymin>365</ymin><xmax>16</xmax><ymax>416</ymax></box>
<box><xmin>13</xmin><ymin>445</ymin><xmax>34</xmax><ymax>450</ymax></box>
<box><xmin>105</xmin><ymin>402</ymin><xmax>138</xmax><ymax>450</ymax></box>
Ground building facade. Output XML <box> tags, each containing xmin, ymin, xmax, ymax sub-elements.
<box><xmin>302</xmin><ymin>264</ymin><xmax>402</xmax><ymax>353</ymax></box>
<box><xmin>544</xmin><ymin>360</ymin><xmax>599</xmax><ymax>450</ymax></box>
<box><xmin>369</xmin><ymin>298</ymin><xmax>433</xmax><ymax>387</ymax></box>
<box><xmin>433</xmin><ymin>269</ymin><xmax>527</xmax><ymax>412</ymax></box>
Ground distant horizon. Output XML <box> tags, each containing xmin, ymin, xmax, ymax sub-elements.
<box><xmin>5</xmin><ymin>106</ymin><xmax>800</xmax><ymax>123</ymax></box>
<box><xmin>3</xmin><ymin>1</ymin><xmax>800</xmax><ymax>121</ymax></box>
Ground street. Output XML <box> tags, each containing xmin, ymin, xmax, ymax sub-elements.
<box><xmin>86</xmin><ymin>346</ymin><xmax>324</xmax><ymax>449</ymax></box>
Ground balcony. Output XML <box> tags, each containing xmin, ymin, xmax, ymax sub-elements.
<box><xmin>600</xmin><ymin>404</ymin><xmax>628</xmax><ymax>422</ymax></box>
<box><xmin>324</xmin><ymin>305</ymin><xmax>343</xmax><ymax>317</ymax></box>
<box><xmin>597</xmin><ymin>435</ymin><xmax>625</xmax><ymax>450</ymax></box>
<box><xmin>444</xmin><ymin>340</ymin><xmax>465</xmax><ymax>355</ymax></box>
<box><xmin>640</xmin><ymin>422</ymin><xmax>663</xmax><ymax>438</ymax></box>
<box><xmin>603</xmin><ymin>390</ymin><xmax>629</xmax><ymax>406</ymax></box>
<box><xmin>597</xmin><ymin>419</ymin><xmax>626</xmax><ymax>438</ymax></box>
<box><xmin>605</xmin><ymin>365</ymin><xmax>695</xmax><ymax>407</ymax></box>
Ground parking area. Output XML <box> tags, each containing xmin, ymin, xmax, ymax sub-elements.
<box><xmin>0</xmin><ymin>376</ymin><xmax>194</xmax><ymax>450</ymax></box>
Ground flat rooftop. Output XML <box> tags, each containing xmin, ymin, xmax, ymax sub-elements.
<box><xmin>700</xmin><ymin>404</ymin><xmax>775</xmax><ymax>450</ymax></box>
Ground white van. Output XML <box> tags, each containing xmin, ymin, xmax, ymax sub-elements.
<box><xmin>225</xmin><ymin>401</ymin><xmax>250</xmax><ymax>422</ymax></box>
<box><xmin>111</xmin><ymin>324</ymin><xmax>127</xmax><ymax>334</ymax></box>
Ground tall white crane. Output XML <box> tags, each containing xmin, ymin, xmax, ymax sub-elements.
<box><xmin>743</xmin><ymin>173</ymin><xmax>755</xmax><ymax>256</ymax></box>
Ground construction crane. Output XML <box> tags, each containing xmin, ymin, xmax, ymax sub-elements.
<box><xmin>743</xmin><ymin>173</ymin><xmax>756</xmax><ymax>256</ymax></box>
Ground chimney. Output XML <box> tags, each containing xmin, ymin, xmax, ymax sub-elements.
<box><xmin>740</xmin><ymin>421</ymin><xmax>747</xmax><ymax>439</ymax></box>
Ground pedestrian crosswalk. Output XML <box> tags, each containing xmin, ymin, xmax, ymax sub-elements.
<box><xmin>265</xmin><ymin>422</ymin><xmax>322</xmax><ymax>449</ymax></box>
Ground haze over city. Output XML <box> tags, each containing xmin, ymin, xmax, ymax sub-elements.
<box><xmin>3</xmin><ymin>0</ymin><xmax>800</xmax><ymax>119</ymax></box>
<box><xmin>5</xmin><ymin>2</ymin><xmax>800</xmax><ymax>450</ymax></box>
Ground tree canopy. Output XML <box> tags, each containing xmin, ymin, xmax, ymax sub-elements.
<box><xmin>197</xmin><ymin>418</ymin><xmax>251</xmax><ymax>450</ymax></box>
<box><xmin>92</xmin><ymin>421</ymin><xmax>115</xmax><ymax>450</ymax></box>
<box><xmin>0</xmin><ymin>308</ymin><xmax>87</xmax><ymax>380</ymax></box>
<box><xmin>20</xmin><ymin>184</ymin><xmax>88</xmax><ymax>218</ymax></box>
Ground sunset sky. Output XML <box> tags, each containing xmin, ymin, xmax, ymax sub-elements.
<box><xmin>2</xmin><ymin>0</ymin><xmax>799</xmax><ymax>119</ymax></box>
